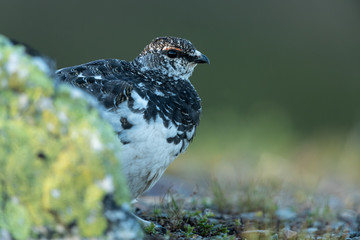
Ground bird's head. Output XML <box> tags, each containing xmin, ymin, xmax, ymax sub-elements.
<box><xmin>134</xmin><ymin>36</ymin><xmax>209</xmax><ymax>80</ymax></box>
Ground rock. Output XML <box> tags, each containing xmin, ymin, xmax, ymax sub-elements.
<box><xmin>0</xmin><ymin>229</ymin><xmax>11</xmax><ymax>240</ymax></box>
<box><xmin>307</xmin><ymin>227</ymin><xmax>318</xmax><ymax>234</ymax></box>
<box><xmin>0</xmin><ymin>35</ymin><xmax>142</xmax><ymax>239</ymax></box>
<box><xmin>339</xmin><ymin>209</ymin><xmax>357</xmax><ymax>224</ymax></box>
<box><xmin>104</xmin><ymin>200</ymin><xmax>143</xmax><ymax>240</ymax></box>
<box><xmin>240</xmin><ymin>211</ymin><xmax>264</xmax><ymax>220</ymax></box>
<box><xmin>281</xmin><ymin>228</ymin><xmax>297</xmax><ymax>239</ymax></box>
<box><xmin>276</xmin><ymin>208</ymin><xmax>296</xmax><ymax>220</ymax></box>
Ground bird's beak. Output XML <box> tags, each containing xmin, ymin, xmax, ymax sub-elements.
<box><xmin>193</xmin><ymin>50</ymin><xmax>210</xmax><ymax>64</ymax></box>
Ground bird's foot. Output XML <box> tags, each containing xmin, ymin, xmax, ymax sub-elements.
<box><xmin>130</xmin><ymin>212</ymin><xmax>166</xmax><ymax>234</ymax></box>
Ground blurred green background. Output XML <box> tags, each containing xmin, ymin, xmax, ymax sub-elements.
<box><xmin>2</xmin><ymin>0</ymin><xmax>360</xmax><ymax>187</ymax></box>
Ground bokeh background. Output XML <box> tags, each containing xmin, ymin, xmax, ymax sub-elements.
<box><xmin>2</xmin><ymin>0</ymin><xmax>360</xmax><ymax>191</ymax></box>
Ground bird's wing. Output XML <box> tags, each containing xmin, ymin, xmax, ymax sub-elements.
<box><xmin>55</xmin><ymin>59</ymin><xmax>136</xmax><ymax>111</ymax></box>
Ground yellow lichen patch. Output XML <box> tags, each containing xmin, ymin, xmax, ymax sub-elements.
<box><xmin>0</xmin><ymin>34</ymin><xmax>130</xmax><ymax>238</ymax></box>
<box><xmin>78</xmin><ymin>209</ymin><xmax>107</xmax><ymax>237</ymax></box>
<box><xmin>42</xmin><ymin>109</ymin><xmax>62</xmax><ymax>135</ymax></box>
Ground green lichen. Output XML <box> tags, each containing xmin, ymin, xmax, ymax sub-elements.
<box><xmin>0</xmin><ymin>35</ymin><xmax>130</xmax><ymax>239</ymax></box>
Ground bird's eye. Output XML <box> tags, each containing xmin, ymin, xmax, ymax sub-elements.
<box><xmin>167</xmin><ymin>49</ymin><xmax>178</xmax><ymax>58</ymax></box>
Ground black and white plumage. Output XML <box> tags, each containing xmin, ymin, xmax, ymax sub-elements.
<box><xmin>56</xmin><ymin>37</ymin><xmax>209</xmax><ymax>198</ymax></box>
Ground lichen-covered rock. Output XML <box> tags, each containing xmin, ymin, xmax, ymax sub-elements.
<box><xmin>0</xmin><ymin>35</ymin><xmax>142</xmax><ymax>239</ymax></box>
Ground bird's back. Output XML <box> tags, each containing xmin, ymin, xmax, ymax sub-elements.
<box><xmin>56</xmin><ymin>59</ymin><xmax>138</xmax><ymax>111</ymax></box>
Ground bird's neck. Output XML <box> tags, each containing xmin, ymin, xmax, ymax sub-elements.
<box><xmin>131</xmin><ymin>56</ymin><xmax>195</xmax><ymax>81</ymax></box>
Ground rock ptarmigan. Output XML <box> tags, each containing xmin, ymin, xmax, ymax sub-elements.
<box><xmin>56</xmin><ymin>36</ymin><xmax>209</xmax><ymax>199</ymax></box>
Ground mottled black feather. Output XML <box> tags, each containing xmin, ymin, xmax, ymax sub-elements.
<box><xmin>55</xmin><ymin>58</ymin><xmax>201</xmax><ymax>143</ymax></box>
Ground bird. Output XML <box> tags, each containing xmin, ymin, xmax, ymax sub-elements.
<box><xmin>55</xmin><ymin>36</ymin><xmax>209</xmax><ymax>200</ymax></box>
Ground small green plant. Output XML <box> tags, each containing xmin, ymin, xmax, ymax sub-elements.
<box><xmin>234</xmin><ymin>218</ymin><xmax>241</xmax><ymax>227</ymax></box>
<box><xmin>201</xmin><ymin>197</ymin><xmax>213</xmax><ymax>208</ymax></box>
<box><xmin>310</xmin><ymin>199</ymin><xmax>336</xmax><ymax>224</ymax></box>
<box><xmin>238</xmin><ymin>181</ymin><xmax>279</xmax><ymax>214</ymax></box>
<box><xmin>217</xmin><ymin>225</ymin><xmax>229</xmax><ymax>235</ymax></box>
<box><xmin>161</xmin><ymin>191</ymin><xmax>186</xmax><ymax>229</ymax></box>
<box><xmin>212</xmin><ymin>179</ymin><xmax>231</xmax><ymax>213</ymax></box>
<box><xmin>184</xmin><ymin>224</ymin><xmax>195</xmax><ymax>238</ymax></box>
<box><xmin>306</xmin><ymin>215</ymin><xmax>314</xmax><ymax>227</ymax></box>
<box><xmin>188</xmin><ymin>210</ymin><xmax>202</xmax><ymax>217</ymax></box>
<box><xmin>197</xmin><ymin>214</ymin><xmax>214</xmax><ymax>236</ymax></box>
<box><xmin>144</xmin><ymin>222</ymin><xmax>156</xmax><ymax>235</ymax></box>
<box><xmin>204</xmin><ymin>208</ymin><xmax>215</xmax><ymax>217</ymax></box>
<box><xmin>153</xmin><ymin>207</ymin><xmax>162</xmax><ymax>216</ymax></box>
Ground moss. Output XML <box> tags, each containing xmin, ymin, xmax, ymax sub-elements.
<box><xmin>1</xmin><ymin>201</ymin><xmax>32</xmax><ymax>240</ymax></box>
<box><xmin>0</xmin><ymin>35</ymin><xmax>130</xmax><ymax>239</ymax></box>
